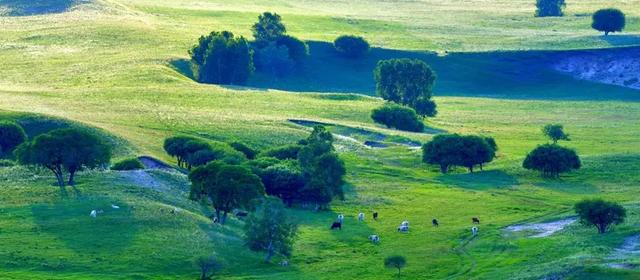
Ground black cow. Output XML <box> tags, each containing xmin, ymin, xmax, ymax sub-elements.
<box><xmin>330</xmin><ymin>222</ymin><xmax>342</xmax><ymax>230</ymax></box>
<box><xmin>373</xmin><ymin>212</ymin><xmax>379</xmax><ymax>221</ymax></box>
<box><xmin>432</xmin><ymin>219</ymin><xmax>439</xmax><ymax>227</ymax></box>
<box><xmin>472</xmin><ymin>217</ymin><xmax>480</xmax><ymax>224</ymax></box>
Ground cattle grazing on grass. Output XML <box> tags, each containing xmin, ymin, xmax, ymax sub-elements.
<box><xmin>331</xmin><ymin>222</ymin><xmax>342</xmax><ymax>230</ymax></box>
<box><xmin>111</xmin><ymin>204</ymin><xmax>120</xmax><ymax>209</ymax></box>
<box><xmin>472</xmin><ymin>217</ymin><xmax>480</xmax><ymax>224</ymax></box>
<box><xmin>337</xmin><ymin>214</ymin><xmax>345</xmax><ymax>223</ymax></box>
<box><xmin>471</xmin><ymin>226</ymin><xmax>479</xmax><ymax>236</ymax></box>
<box><xmin>432</xmin><ymin>219</ymin><xmax>439</xmax><ymax>227</ymax></box>
<box><xmin>358</xmin><ymin>212</ymin><xmax>365</xmax><ymax>221</ymax></box>
<box><xmin>90</xmin><ymin>210</ymin><xmax>97</xmax><ymax>218</ymax></box>
<box><xmin>401</xmin><ymin>221</ymin><xmax>409</xmax><ymax>227</ymax></box>
<box><xmin>398</xmin><ymin>225</ymin><xmax>409</xmax><ymax>232</ymax></box>
<box><xmin>373</xmin><ymin>212</ymin><xmax>378</xmax><ymax>220</ymax></box>
<box><xmin>369</xmin><ymin>235</ymin><xmax>380</xmax><ymax>244</ymax></box>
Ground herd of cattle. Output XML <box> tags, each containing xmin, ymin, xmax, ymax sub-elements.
<box><xmin>331</xmin><ymin>212</ymin><xmax>481</xmax><ymax>244</ymax></box>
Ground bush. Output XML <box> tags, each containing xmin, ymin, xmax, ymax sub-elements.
<box><xmin>535</xmin><ymin>0</ymin><xmax>565</xmax><ymax>17</ymax></box>
<box><xmin>111</xmin><ymin>158</ymin><xmax>144</xmax><ymax>171</ymax></box>
<box><xmin>189</xmin><ymin>31</ymin><xmax>254</xmax><ymax>85</ymax></box>
<box><xmin>276</xmin><ymin>35</ymin><xmax>309</xmax><ymax>62</ymax></box>
<box><xmin>334</xmin><ymin>35</ymin><xmax>370</xmax><ymax>58</ymax></box>
<box><xmin>422</xmin><ymin>134</ymin><xmax>497</xmax><ymax>173</ymax></box>
<box><xmin>0</xmin><ymin>159</ymin><xmax>15</xmax><ymax>167</ymax></box>
<box><xmin>575</xmin><ymin>199</ymin><xmax>626</xmax><ymax>234</ymax></box>
<box><xmin>0</xmin><ymin>121</ymin><xmax>27</xmax><ymax>157</ymax></box>
<box><xmin>230</xmin><ymin>142</ymin><xmax>258</xmax><ymax>159</ymax></box>
<box><xmin>371</xmin><ymin>104</ymin><xmax>424</xmax><ymax>132</ymax></box>
<box><xmin>523</xmin><ymin>144</ymin><xmax>581</xmax><ymax>177</ymax></box>
<box><xmin>374</xmin><ymin>58</ymin><xmax>437</xmax><ymax>117</ymax></box>
<box><xmin>592</xmin><ymin>8</ymin><xmax>626</xmax><ymax>36</ymax></box>
<box><xmin>259</xmin><ymin>144</ymin><xmax>302</xmax><ymax>160</ymax></box>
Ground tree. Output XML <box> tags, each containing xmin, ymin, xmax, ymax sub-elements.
<box><xmin>260</xmin><ymin>160</ymin><xmax>305</xmax><ymax>206</ymax></box>
<box><xmin>0</xmin><ymin>121</ymin><xmax>27</xmax><ymax>157</ymax></box>
<box><xmin>374</xmin><ymin>58</ymin><xmax>437</xmax><ymax>117</ymax></box>
<box><xmin>535</xmin><ymin>0</ymin><xmax>565</xmax><ymax>17</ymax></box>
<box><xmin>575</xmin><ymin>199</ymin><xmax>626</xmax><ymax>234</ymax></box>
<box><xmin>189</xmin><ymin>163</ymin><xmax>265</xmax><ymax>224</ymax></box>
<box><xmin>252</xmin><ymin>12</ymin><xmax>286</xmax><ymax>46</ymax></box>
<box><xmin>334</xmin><ymin>35</ymin><xmax>370</xmax><ymax>58</ymax></box>
<box><xmin>245</xmin><ymin>197</ymin><xmax>297</xmax><ymax>262</ymax></box>
<box><xmin>259</xmin><ymin>144</ymin><xmax>302</xmax><ymax>160</ymax></box>
<box><xmin>111</xmin><ymin>158</ymin><xmax>144</xmax><ymax>171</ymax></box>
<box><xmin>384</xmin><ymin>255</ymin><xmax>407</xmax><ymax>276</ymax></box>
<box><xmin>542</xmin><ymin>124</ymin><xmax>570</xmax><ymax>144</ymax></box>
<box><xmin>523</xmin><ymin>144</ymin><xmax>581</xmax><ymax>178</ymax></box>
<box><xmin>371</xmin><ymin>103</ymin><xmax>425</xmax><ymax>132</ymax></box>
<box><xmin>189</xmin><ymin>31</ymin><xmax>254</xmax><ymax>85</ymax></box>
<box><xmin>254</xmin><ymin>42</ymin><xmax>295</xmax><ymax>77</ymax></box>
<box><xmin>164</xmin><ymin>136</ymin><xmax>198</xmax><ymax>168</ymax></box>
<box><xmin>276</xmin><ymin>35</ymin><xmax>309</xmax><ymax>62</ymax></box>
<box><xmin>15</xmin><ymin>128</ymin><xmax>111</xmax><ymax>188</ymax></box>
<box><xmin>230</xmin><ymin>142</ymin><xmax>258</xmax><ymax>159</ymax></box>
<box><xmin>592</xmin><ymin>8</ymin><xmax>626</xmax><ymax>36</ymax></box>
<box><xmin>195</xmin><ymin>255</ymin><xmax>221</xmax><ymax>280</ymax></box>
<box><xmin>422</xmin><ymin>134</ymin><xmax>497</xmax><ymax>173</ymax></box>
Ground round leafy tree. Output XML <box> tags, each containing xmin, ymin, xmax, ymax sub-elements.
<box><xmin>0</xmin><ymin>121</ymin><xmax>27</xmax><ymax>156</ymax></box>
<box><xmin>575</xmin><ymin>199</ymin><xmax>626</xmax><ymax>234</ymax></box>
<box><xmin>334</xmin><ymin>35</ymin><xmax>370</xmax><ymax>58</ymax></box>
<box><xmin>422</xmin><ymin>134</ymin><xmax>497</xmax><ymax>173</ymax></box>
<box><xmin>252</xmin><ymin>12</ymin><xmax>286</xmax><ymax>46</ymax></box>
<box><xmin>384</xmin><ymin>255</ymin><xmax>407</xmax><ymax>276</ymax></box>
<box><xmin>522</xmin><ymin>144</ymin><xmax>581</xmax><ymax>177</ymax></box>
<box><xmin>535</xmin><ymin>0</ymin><xmax>565</xmax><ymax>17</ymax></box>
<box><xmin>592</xmin><ymin>8</ymin><xmax>626</xmax><ymax>36</ymax></box>
<box><xmin>189</xmin><ymin>31</ymin><xmax>254</xmax><ymax>85</ymax></box>
<box><xmin>374</xmin><ymin>58</ymin><xmax>437</xmax><ymax>117</ymax></box>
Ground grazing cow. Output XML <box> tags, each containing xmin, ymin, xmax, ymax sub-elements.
<box><xmin>471</xmin><ymin>226</ymin><xmax>479</xmax><ymax>236</ymax></box>
<box><xmin>337</xmin><ymin>214</ymin><xmax>345</xmax><ymax>223</ymax></box>
<box><xmin>331</xmin><ymin>222</ymin><xmax>342</xmax><ymax>230</ymax></box>
<box><xmin>90</xmin><ymin>210</ymin><xmax>97</xmax><ymax>218</ymax></box>
<box><xmin>111</xmin><ymin>204</ymin><xmax>120</xmax><ymax>209</ymax></box>
<box><xmin>472</xmin><ymin>217</ymin><xmax>480</xmax><ymax>224</ymax></box>
<box><xmin>373</xmin><ymin>212</ymin><xmax>378</xmax><ymax>221</ymax></box>
<box><xmin>397</xmin><ymin>225</ymin><xmax>409</xmax><ymax>232</ymax></box>
<box><xmin>358</xmin><ymin>212</ymin><xmax>365</xmax><ymax>221</ymax></box>
<box><xmin>401</xmin><ymin>221</ymin><xmax>409</xmax><ymax>227</ymax></box>
<box><xmin>432</xmin><ymin>219</ymin><xmax>439</xmax><ymax>227</ymax></box>
<box><xmin>368</xmin><ymin>235</ymin><xmax>380</xmax><ymax>244</ymax></box>
<box><xmin>235</xmin><ymin>211</ymin><xmax>248</xmax><ymax>218</ymax></box>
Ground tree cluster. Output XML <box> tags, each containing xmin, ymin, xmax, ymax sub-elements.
<box><xmin>422</xmin><ymin>134</ymin><xmax>497</xmax><ymax>173</ymax></box>
<box><xmin>252</xmin><ymin>12</ymin><xmax>308</xmax><ymax>77</ymax></box>
<box><xmin>374</xmin><ymin>58</ymin><xmax>437</xmax><ymax>117</ymax></box>
<box><xmin>163</xmin><ymin>136</ymin><xmax>245</xmax><ymax>170</ymax></box>
<box><xmin>523</xmin><ymin>124</ymin><xmax>580</xmax><ymax>178</ymax></box>
<box><xmin>592</xmin><ymin>8</ymin><xmax>626</xmax><ymax>36</ymax></box>
<box><xmin>189</xmin><ymin>31</ymin><xmax>254</xmax><ymax>85</ymax></box>
<box><xmin>15</xmin><ymin>128</ymin><xmax>112</xmax><ymax>188</ymax></box>
<box><xmin>371</xmin><ymin>103</ymin><xmax>424</xmax><ymax>132</ymax></box>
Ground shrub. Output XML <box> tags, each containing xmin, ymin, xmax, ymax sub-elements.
<box><xmin>422</xmin><ymin>134</ymin><xmax>497</xmax><ymax>173</ymax></box>
<box><xmin>592</xmin><ymin>8</ymin><xmax>626</xmax><ymax>36</ymax></box>
<box><xmin>230</xmin><ymin>142</ymin><xmax>258</xmax><ymax>159</ymax></box>
<box><xmin>276</xmin><ymin>35</ymin><xmax>309</xmax><ymax>62</ymax></box>
<box><xmin>542</xmin><ymin>124</ymin><xmax>570</xmax><ymax>144</ymax></box>
<box><xmin>334</xmin><ymin>35</ymin><xmax>370</xmax><ymax>58</ymax></box>
<box><xmin>189</xmin><ymin>31</ymin><xmax>254</xmax><ymax>85</ymax></box>
<box><xmin>111</xmin><ymin>158</ymin><xmax>144</xmax><ymax>171</ymax></box>
<box><xmin>374</xmin><ymin>58</ymin><xmax>437</xmax><ymax>117</ymax></box>
<box><xmin>535</xmin><ymin>0</ymin><xmax>565</xmax><ymax>17</ymax></box>
<box><xmin>0</xmin><ymin>121</ymin><xmax>27</xmax><ymax>157</ymax></box>
<box><xmin>575</xmin><ymin>199</ymin><xmax>626</xmax><ymax>234</ymax></box>
<box><xmin>254</xmin><ymin>43</ymin><xmax>295</xmax><ymax>77</ymax></box>
<box><xmin>523</xmin><ymin>144</ymin><xmax>581</xmax><ymax>177</ymax></box>
<box><xmin>384</xmin><ymin>255</ymin><xmax>407</xmax><ymax>276</ymax></box>
<box><xmin>371</xmin><ymin>104</ymin><xmax>424</xmax><ymax>132</ymax></box>
<box><xmin>0</xmin><ymin>159</ymin><xmax>15</xmax><ymax>167</ymax></box>
<box><xmin>260</xmin><ymin>144</ymin><xmax>302</xmax><ymax>160</ymax></box>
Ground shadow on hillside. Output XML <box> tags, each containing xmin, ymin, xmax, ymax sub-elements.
<box><xmin>0</xmin><ymin>0</ymin><xmax>88</xmax><ymax>16</ymax></box>
<box><xmin>437</xmin><ymin>170</ymin><xmax>519</xmax><ymax>190</ymax></box>
<box><xmin>599</xmin><ymin>34</ymin><xmax>640</xmax><ymax>47</ymax></box>
<box><xmin>31</xmin><ymin>198</ymin><xmax>137</xmax><ymax>253</ymax></box>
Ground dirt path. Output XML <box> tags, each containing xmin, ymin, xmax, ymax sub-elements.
<box><xmin>606</xmin><ymin>234</ymin><xmax>640</xmax><ymax>269</ymax></box>
<box><xmin>505</xmin><ymin>217</ymin><xmax>577</xmax><ymax>238</ymax></box>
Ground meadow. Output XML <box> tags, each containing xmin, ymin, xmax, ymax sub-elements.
<box><xmin>0</xmin><ymin>0</ymin><xmax>639</xmax><ymax>279</ymax></box>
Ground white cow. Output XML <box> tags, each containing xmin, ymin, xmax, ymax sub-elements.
<box><xmin>472</xmin><ymin>227</ymin><xmax>479</xmax><ymax>236</ymax></box>
<box><xmin>90</xmin><ymin>210</ymin><xmax>97</xmax><ymax>218</ymax></box>
<box><xmin>401</xmin><ymin>220</ymin><xmax>409</xmax><ymax>227</ymax></box>
<box><xmin>358</xmin><ymin>212</ymin><xmax>365</xmax><ymax>221</ymax></box>
<box><xmin>368</xmin><ymin>234</ymin><xmax>380</xmax><ymax>244</ymax></box>
<box><xmin>337</xmin><ymin>214</ymin><xmax>345</xmax><ymax>223</ymax></box>
<box><xmin>111</xmin><ymin>204</ymin><xmax>120</xmax><ymax>209</ymax></box>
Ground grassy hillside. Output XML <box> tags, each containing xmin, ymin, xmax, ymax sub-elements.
<box><xmin>0</xmin><ymin>0</ymin><xmax>639</xmax><ymax>279</ymax></box>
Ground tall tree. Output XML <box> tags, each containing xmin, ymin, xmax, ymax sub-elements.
<box><xmin>523</xmin><ymin>144</ymin><xmax>581</xmax><ymax>177</ymax></box>
<box><xmin>575</xmin><ymin>199</ymin><xmax>626</xmax><ymax>234</ymax></box>
<box><xmin>535</xmin><ymin>0</ymin><xmax>565</xmax><ymax>17</ymax></box>
<box><xmin>245</xmin><ymin>197</ymin><xmax>297</xmax><ymax>262</ymax></box>
<box><xmin>252</xmin><ymin>12</ymin><xmax>286</xmax><ymax>46</ymax></box>
<box><xmin>374</xmin><ymin>58</ymin><xmax>437</xmax><ymax>117</ymax></box>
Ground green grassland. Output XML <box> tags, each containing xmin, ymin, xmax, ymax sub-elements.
<box><xmin>1</xmin><ymin>0</ymin><xmax>640</xmax><ymax>279</ymax></box>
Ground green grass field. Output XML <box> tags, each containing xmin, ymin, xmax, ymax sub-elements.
<box><xmin>1</xmin><ymin>0</ymin><xmax>640</xmax><ymax>279</ymax></box>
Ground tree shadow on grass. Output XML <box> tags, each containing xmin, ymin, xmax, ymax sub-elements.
<box><xmin>0</xmin><ymin>0</ymin><xmax>88</xmax><ymax>16</ymax></box>
<box><xmin>437</xmin><ymin>170</ymin><xmax>519</xmax><ymax>190</ymax></box>
<box><xmin>30</xmin><ymin>197</ymin><xmax>138</xmax><ymax>253</ymax></box>
<box><xmin>533</xmin><ymin>180</ymin><xmax>599</xmax><ymax>194</ymax></box>
<box><xmin>168</xmin><ymin>59</ymin><xmax>195</xmax><ymax>81</ymax></box>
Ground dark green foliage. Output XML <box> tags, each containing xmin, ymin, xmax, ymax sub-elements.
<box><xmin>384</xmin><ymin>255</ymin><xmax>407</xmax><ymax>276</ymax></box>
<box><xmin>260</xmin><ymin>144</ymin><xmax>302</xmax><ymax>160</ymax></box>
<box><xmin>189</xmin><ymin>162</ymin><xmax>264</xmax><ymax>224</ymax></box>
<box><xmin>575</xmin><ymin>199</ymin><xmax>626</xmax><ymax>234</ymax></box>
<box><xmin>374</xmin><ymin>58</ymin><xmax>437</xmax><ymax>117</ymax></box>
<box><xmin>276</xmin><ymin>35</ymin><xmax>309</xmax><ymax>62</ymax></box>
<box><xmin>0</xmin><ymin>121</ymin><xmax>27</xmax><ymax>157</ymax></box>
<box><xmin>111</xmin><ymin>158</ymin><xmax>144</xmax><ymax>171</ymax></box>
<box><xmin>334</xmin><ymin>35</ymin><xmax>370</xmax><ymax>58</ymax></box>
<box><xmin>164</xmin><ymin>136</ymin><xmax>244</xmax><ymax>169</ymax></box>
<box><xmin>187</xmin><ymin>149</ymin><xmax>221</xmax><ymax>168</ymax></box>
<box><xmin>164</xmin><ymin>136</ymin><xmax>199</xmax><ymax>168</ymax></box>
<box><xmin>195</xmin><ymin>255</ymin><xmax>221</xmax><ymax>280</ymax></box>
<box><xmin>0</xmin><ymin>159</ymin><xmax>15</xmax><ymax>167</ymax></box>
<box><xmin>245</xmin><ymin>197</ymin><xmax>297</xmax><ymax>262</ymax></box>
<box><xmin>535</xmin><ymin>0</ymin><xmax>565</xmax><ymax>17</ymax></box>
<box><xmin>260</xmin><ymin>160</ymin><xmax>305</xmax><ymax>206</ymax></box>
<box><xmin>252</xmin><ymin>12</ymin><xmax>286</xmax><ymax>46</ymax></box>
<box><xmin>422</xmin><ymin>134</ymin><xmax>497</xmax><ymax>173</ymax></box>
<box><xmin>523</xmin><ymin>144</ymin><xmax>581</xmax><ymax>177</ymax></box>
<box><xmin>592</xmin><ymin>8</ymin><xmax>626</xmax><ymax>35</ymax></box>
<box><xmin>189</xmin><ymin>31</ymin><xmax>254</xmax><ymax>85</ymax></box>
<box><xmin>230</xmin><ymin>142</ymin><xmax>258</xmax><ymax>159</ymax></box>
<box><xmin>542</xmin><ymin>124</ymin><xmax>570</xmax><ymax>144</ymax></box>
<box><xmin>255</xmin><ymin>43</ymin><xmax>295</xmax><ymax>77</ymax></box>
<box><xmin>371</xmin><ymin>103</ymin><xmax>425</xmax><ymax>132</ymax></box>
<box><xmin>15</xmin><ymin>128</ymin><xmax>112</xmax><ymax>188</ymax></box>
